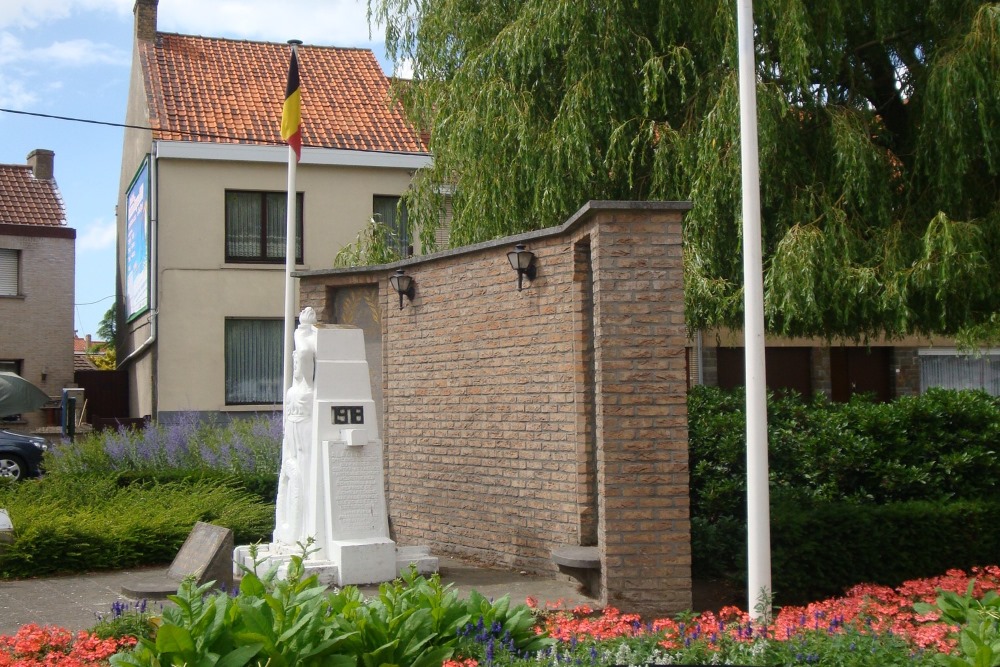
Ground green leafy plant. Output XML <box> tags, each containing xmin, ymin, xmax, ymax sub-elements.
<box><xmin>326</xmin><ymin>567</ymin><xmax>468</xmax><ymax>667</ymax></box>
<box><xmin>915</xmin><ymin>583</ymin><xmax>1000</xmax><ymax>667</ymax></box>
<box><xmin>112</xmin><ymin>554</ymin><xmax>358</xmax><ymax>667</ymax></box>
<box><xmin>461</xmin><ymin>589</ymin><xmax>554</xmax><ymax>655</ymax></box>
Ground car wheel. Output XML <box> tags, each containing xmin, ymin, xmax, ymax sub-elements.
<box><xmin>0</xmin><ymin>456</ymin><xmax>25</xmax><ymax>481</ymax></box>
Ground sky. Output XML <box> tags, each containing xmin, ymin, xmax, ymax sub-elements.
<box><xmin>0</xmin><ymin>0</ymin><xmax>402</xmax><ymax>340</ymax></box>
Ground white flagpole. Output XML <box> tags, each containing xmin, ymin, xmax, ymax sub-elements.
<box><xmin>736</xmin><ymin>0</ymin><xmax>772</xmax><ymax>619</ymax></box>
<box><xmin>282</xmin><ymin>40</ymin><xmax>301</xmax><ymax>394</ymax></box>
<box><xmin>283</xmin><ymin>144</ymin><xmax>297</xmax><ymax>393</ymax></box>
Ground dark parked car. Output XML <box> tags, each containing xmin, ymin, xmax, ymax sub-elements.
<box><xmin>0</xmin><ymin>430</ymin><xmax>48</xmax><ymax>480</ymax></box>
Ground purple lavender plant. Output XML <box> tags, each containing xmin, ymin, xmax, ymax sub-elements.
<box><xmin>136</xmin><ymin>421</ymin><xmax>161</xmax><ymax>466</ymax></box>
<box><xmin>162</xmin><ymin>412</ymin><xmax>199</xmax><ymax>466</ymax></box>
<box><xmin>230</xmin><ymin>431</ymin><xmax>255</xmax><ymax>472</ymax></box>
<box><xmin>103</xmin><ymin>427</ymin><xmax>132</xmax><ymax>469</ymax></box>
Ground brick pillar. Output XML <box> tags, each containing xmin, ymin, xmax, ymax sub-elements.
<box><xmin>812</xmin><ymin>347</ymin><xmax>832</xmax><ymax>399</ymax></box>
<box><xmin>590</xmin><ymin>204</ymin><xmax>691</xmax><ymax>615</ymax></box>
<box><xmin>893</xmin><ymin>347</ymin><xmax>921</xmax><ymax>396</ymax></box>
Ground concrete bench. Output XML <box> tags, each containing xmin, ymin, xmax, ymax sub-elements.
<box><xmin>551</xmin><ymin>545</ymin><xmax>600</xmax><ymax>597</ymax></box>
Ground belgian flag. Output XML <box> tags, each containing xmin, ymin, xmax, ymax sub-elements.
<box><xmin>281</xmin><ymin>49</ymin><xmax>302</xmax><ymax>161</ymax></box>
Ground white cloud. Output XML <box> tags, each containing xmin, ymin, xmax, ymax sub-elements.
<box><xmin>0</xmin><ymin>74</ymin><xmax>37</xmax><ymax>108</ymax></box>
<box><xmin>35</xmin><ymin>39</ymin><xmax>128</xmax><ymax>66</ymax></box>
<box><xmin>160</xmin><ymin>0</ymin><xmax>382</xmax><ymax>48</ymax></box>
<box><xmin>0</xmin><ymin>31</ymin><xmax>127</xmax><ymax>67</ymax></box>
<box><xmin>0</xmin><ymin>0</ymin><xmax>130</xmax><ymax>30</ymax></box>
<box><xmin>76</xmin><ymin>218</ymin><xmax>117</xmax><ymax>251</ymax></box>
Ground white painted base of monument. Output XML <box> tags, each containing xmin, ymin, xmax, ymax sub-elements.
<box><xmin>233</xmin><ymin>315</ymin><xmax>438</xmax><ymax>588</ymax></box>
<box><xmin>233</xmin><ymin>542</ymin><xmax>438</xmax><ymax>587</ymax></box>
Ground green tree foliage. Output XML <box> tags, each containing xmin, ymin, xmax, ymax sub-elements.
<box><xmin>369</xmin><ymin>0</ymin><xmax>1000</xmax><ymax>340</ymax></box>
<box><xmin>97</xmin><ymin>305</ymin><xmax>117</xmax><ymax>343</ymax></box>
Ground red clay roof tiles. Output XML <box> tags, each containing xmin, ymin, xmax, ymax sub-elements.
<box><xmin>140</xmin><ymin>33</ymin><xmax>427</xmax><ymax>154</ymax></box>
<box><xmin>0</xmin><ymin>164</ymin><xmax>67</xmax><ymax>227</ymax></box>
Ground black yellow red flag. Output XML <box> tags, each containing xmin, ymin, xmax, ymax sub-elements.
<box><xmin>281</xmin><ymin>49</ymin><xmax>302</xmax><ymax>161</ymax></box>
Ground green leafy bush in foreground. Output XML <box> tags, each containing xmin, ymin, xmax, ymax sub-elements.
<box><xmin>0</xmin><ymin>475</ymin><xmax>272</xmax><ymax>578</ymax></box>
<box><xmin>110</xmin><ymin>559</ymin><xmax>551</xmax><ymax>667</ymax></box>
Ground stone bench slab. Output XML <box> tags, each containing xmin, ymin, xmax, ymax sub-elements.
<box><xmin>551</xmin><ymin>546</ymin><xmax>600</xmax><ymax>569</ymax></box>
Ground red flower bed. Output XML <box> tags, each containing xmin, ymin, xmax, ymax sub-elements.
<box><xmin>0</xmin><ymin>624</ymin><xmax>135</xmax><ymax>667</ymax></box>
<box><xmin>539</xmin><ymin>565</ymin><xmax>1000</xmax><ymax>655</ymax></box>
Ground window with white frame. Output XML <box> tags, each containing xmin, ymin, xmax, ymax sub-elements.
<box><xmin>225</xmin><ymin>191</ymin><xmax>303</xmax><ymax>263</ymax></box>
<box><xmin>919</xmin><ymin>349</ymin><xmax>1000</xmax><ymax>396</ymax></box>
<box><xmin>224</xmin><ymin>318</ymin><xmax>283</xmax><ymax>405</ymax></box>
<box><xmin>0</xmin><ymin>248</ymin><xmax>19</xmax><ymax>296</ymax></box>
<box><xmin>373</xmin><ymin>195</ymin><xmax>410</xmax><ymax>257</ymax></box>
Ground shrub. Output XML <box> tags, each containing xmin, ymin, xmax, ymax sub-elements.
<box><xmin>109</xmin><ymin>558</ymin><xmax>550</xmax><ymax>667</ymax></box>
<box><xmin>689</xmin><ymin>386</ymin><xmax>1000</xmax><ymax>598</ymax></box>
<box><xmin>0</xmin><ymin>475</ymin><xmax>272</xmax><ymax>578</ymax></box>
<box><xmin>770</xmin><ymin>499</ymin><xmax>1000</xmax><ymax>603</ymax></box>
<box><xmin>46</xmin><ymin>412</ymin><xmax>281</xmax><ymax>478</ymax></box>
<box><xmin>690</xmin><ymin>386</ymin><xmax>1000</xmax><ymax>517</ymax></box>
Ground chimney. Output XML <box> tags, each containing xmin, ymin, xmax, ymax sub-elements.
<box><xmin>26</xmin><ymin>149</ymin><xmax>54</xmax><ymax>180</ymax></box>
<box><xmin>134</xmin><ymin>0</ymin><xmax>158</xmax><ymax>43</ymax></box>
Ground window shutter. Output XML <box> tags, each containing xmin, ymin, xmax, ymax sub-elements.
<box><xmin>0</xmin><ymin>249</ymin><xmax>18</xmax><ymax>296</ymax></box>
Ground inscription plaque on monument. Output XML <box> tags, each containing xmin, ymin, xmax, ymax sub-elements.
<box><xmin>332</xmin><ymin>406</ymin><xmax>365</xmax><ymax>424</ymax></box>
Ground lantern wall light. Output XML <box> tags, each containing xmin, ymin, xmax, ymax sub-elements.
<box><xmin>388</xmin><ymin>269</ymin><xmax>415</xmax><ymax>309</ymax></box>
<box><xmin>506</xmin><ymin>243</ymin><xmax>537</xmax><ymax>291</ymax></box>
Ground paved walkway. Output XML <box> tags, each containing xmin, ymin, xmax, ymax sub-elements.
<box><xmin>0</xmin><ymin>557</ymin><xmax>597</xmax><ymax>635</ymax></box>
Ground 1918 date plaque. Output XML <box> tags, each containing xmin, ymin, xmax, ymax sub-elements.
<box><xmin>332</xmin><ymin>405</ymin><xmax>364</xmax><ymax>424</ymax></box>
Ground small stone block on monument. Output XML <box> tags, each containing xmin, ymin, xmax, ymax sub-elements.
<box><xmin>396</xmin><ymin>545</ymin><xmax>438</xmax><ymax>576</ymax></box>
<box><xmin>167</xmin><ymin>521</ymin><xmax>235</xmax><ymax>590</ymax></box>
<box><xmin>331</xmin><ymin>537</ymin><xmax>397</xmax><ymax>585</ymax></box>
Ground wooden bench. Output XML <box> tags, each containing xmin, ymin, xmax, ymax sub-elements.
<box><xmin>551</xmin><ymin>545</ymin><xmax>600</xmax><ymax>597</ymax></box>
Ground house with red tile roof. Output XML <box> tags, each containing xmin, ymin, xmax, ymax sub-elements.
<box><xmin>73</xmin><ymin>334</ymin><xmax>109</xmax><ymax>371</ymax></box>
<box><xmin>0</xmin><ymin>149</ymin><xmax>76</xmax><ymax>428</ymax></box>
<box><xmin>116</xmin><ymin>0</ymin><xmax>432</xmax><ymax>421</ymax></box>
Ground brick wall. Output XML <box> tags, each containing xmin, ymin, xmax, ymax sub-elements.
<box><xmin>298</xmin><ymin>201</ymin><xmax>692</xmax><ymax>614</ymax></box>
<box><xmin>812</xmin><ymin>347</ymin><xmax>832</xmax><ymax>398</ymax></box>
<box><xmin>0</xmin><ymin>228</ymin><xmax>75</xmax><ymax>429</ymax></box>
<box><xmin>893</xmin><ymin>347</ymin><xmax>921</xmax><ymax>396</ymax></box>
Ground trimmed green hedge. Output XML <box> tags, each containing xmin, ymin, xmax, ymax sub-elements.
<box><xmin>770</xmin><ymin>499</ymin><xmax>1000</xmax><ymax>603</ymax></box>
<box><xmin>690</xmin><ymin>385</ymin><xmax>1000</xmax><ymax>518</ymax></box>
<box><xmin>689</xmin><ymin>386</ymin><xmax>1000</xmax><ymax>601</ymax></box>
<box><xmin>0</xmin><ymin>475</ymin><xmax>273</xmax><ymax>578</ymax></box>
<box><xmin>114</xmin><ymin>469</ymin><xmax>279</xmax><ymax>503</ymax></box>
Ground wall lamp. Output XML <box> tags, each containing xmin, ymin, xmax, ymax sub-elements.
<box><xmin>506</xmin><ymin>243</ymin><xmax>537</xmax><ymax>291</ymax></box>
<box><xmin>388</xmin><ymin>269</ymin><xmax>415</xmax><ymax>309</ymax></box>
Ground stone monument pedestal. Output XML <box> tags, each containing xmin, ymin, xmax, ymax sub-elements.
<box><xmin>234</xmin><ymin>320</ymin><xmax>437</xmax><ymax>588</ymax></box>
<box><xmin>234</xmin><ymin>539</ymin><xmax>438</xmax><ymax>586</ymax></box>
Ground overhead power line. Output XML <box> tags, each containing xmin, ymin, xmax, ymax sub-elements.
<box><xmin>0</xmin><ymin>107</ymin><xmax>287</xmax><ymax>146</ymax></box>
<box><xmin>75</xmin><ymin>294</ymin><xmax>115</xmax><ymax>306</ymax></box>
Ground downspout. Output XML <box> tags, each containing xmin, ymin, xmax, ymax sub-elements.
<box><xmin>117</xmin><ymin>142</ymin><xmax>159</xmax><ymax>383</ymax></box>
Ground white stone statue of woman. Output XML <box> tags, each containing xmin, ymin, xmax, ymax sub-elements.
<box><xmin>272</xmin><ymin>307</ymin><xmax>317</xmax><ymax>548</ymax></box>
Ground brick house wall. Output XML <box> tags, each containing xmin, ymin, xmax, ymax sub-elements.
<box><xmin>0</xmin><ymin>225</ymin><xmax>76</xmax><ymax>429</ymax></box>
<box><xmin>298</xmin><ymin>201</ymin><xmax>692</xmax><ymax>614</ymax></box>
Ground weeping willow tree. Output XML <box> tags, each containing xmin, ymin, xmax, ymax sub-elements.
<box><xmin>369</xmin><ymin>0</ymin><xmax>1000</xmax><ymax>341</ymax></box>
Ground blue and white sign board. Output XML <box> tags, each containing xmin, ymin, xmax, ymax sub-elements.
<box><xmin>125</xmin><ymin>157</ymin><xmax>150</xmax><ymax>321</ymax></box>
